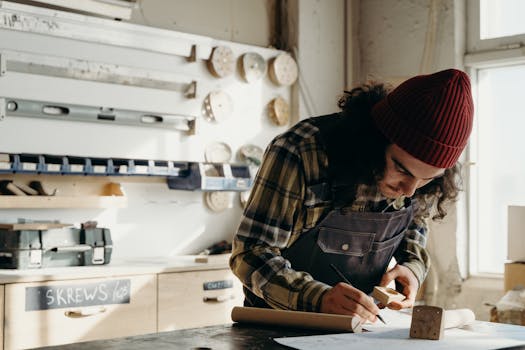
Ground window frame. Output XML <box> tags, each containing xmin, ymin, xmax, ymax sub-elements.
<box><xmin>467</xmin><ymin>0</ymin><xmax>525</xmax><ymax>54</ymax></box>
<box><xmin>464</xmin><ymin>0</ymin><xmax>525</xmax><ymax>276</ymax></box>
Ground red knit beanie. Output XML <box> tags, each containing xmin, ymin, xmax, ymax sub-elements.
<box><xmin>371</xmin><ymin>69</ymin><xmax>474</xmax><ymax>168</ymax></box>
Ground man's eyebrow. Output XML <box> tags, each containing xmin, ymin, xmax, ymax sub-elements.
<box><xmin>392</xmin><ymin>157</ymin><xmax>444</xmax><ymax>180</ymax></box>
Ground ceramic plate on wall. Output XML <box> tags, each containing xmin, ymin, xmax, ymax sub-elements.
<box><xmin>204</xmin><ymin>191</ymin><xmax>232</xmax><ymax>212</ymax></box>
<box><xmin>268</xmin><ymin>53</ymin><xmax>298</xmax><ymax>86</ymax></box>
<box><xmin>205</xmin><ymin>141</ymin><xmax>232</xmax><ymax>163</ymax></box>
<box><xmin>237</xmin><ymin>144</ymin><xmax>263</xmax><ymax>166</ymax></box>
<box><xmin>207</xmin><ymin>46</ymin><xmax>235</xmax><ymax>78</ymax></box>
<box><xmin>268</xmin><ymin>96</ymin><xmax>290</xmax><ymax>126</ymax></box>
<box><xmin>203</xmin><ymin>91</ymin><xmax>233</xmax><ymax>122</ymax></box>
<box><xmin>239</xmin><ymin>52</ymin><xmax>267</xmax><ymax>83</ymax></box>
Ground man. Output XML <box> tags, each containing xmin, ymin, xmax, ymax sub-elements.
<box><xmin>230</xmin><ymin>69</ymin><xmax>474</xmax><ymax>323</ymax></box>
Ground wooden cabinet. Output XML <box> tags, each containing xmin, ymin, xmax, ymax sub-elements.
<box><xmin>0</xmin><ymin>285</ymin><xmax>4</xmax><ymax>349</ymax></box>
<box><xmin>158</xmin><ymin>268</ymin><xmax>244</xmax><ymax>331</ymax></box>
<box><xmin>0</xmin><ymin>262</ymin><xmax>242</xmax><ymax>349</ymax></box>
<box><xmin>3</xmin><ymin>274</ymin><xmax>156</xmax><ymax>349</ymax></box>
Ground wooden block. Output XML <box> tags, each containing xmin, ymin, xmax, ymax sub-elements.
<box><xmin>102</xmin><ymin>182</ymin><xmax>124</xmax><ymax>196</ymax></box>
<box><xmin>372</xmin><ymin>286</ymin><xmax>405</xmax><ymax>305</ymax></box>
<box><xmin>410</xmin><ymin>305</ymin><xmax>444</xmax><ymax>340</ymax></box>
<box><xmin>13</xmin><ymin>182</ymin><xmax>38</xmax><ymax>195</ymax></box>
<box><xmin>28</xmin><ymin>180</ymin><xmax>57</xmax><ymax>196</ymax></box>
<box><xmin>194</xmin><ymin>256</ymin><xmax>208</xmax><ymax>263</ymax></box>
<box><xmin>0</xmin><ymin>181</ymin><xmax>27</xmax><ymax>196</ymax></box>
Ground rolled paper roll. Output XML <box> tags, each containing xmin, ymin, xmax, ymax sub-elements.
<box><xmin>231</xmin><ymin>306</ymin><xmax>362</xmax><ymax>333</ymax></box>
<box><xmin>444</xmin><ymin>308</ymin><xmax>476</xmax><ymax>329</ymax></box>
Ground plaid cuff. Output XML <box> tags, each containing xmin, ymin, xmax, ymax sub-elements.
<box><xmin>402</xmin><ymin>259</ymin><xmax>429</xmax><ymax>288</ymax></box>
<box><xmin>296</xmin><ymin>280</ymin><xmax>332</xmax><ymax>312</ymax></box>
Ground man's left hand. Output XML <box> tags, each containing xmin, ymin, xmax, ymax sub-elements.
<box><xmin>378</xmin><ymin>264</ymin><xmax>418</xmax><ymax>310</ymax></box>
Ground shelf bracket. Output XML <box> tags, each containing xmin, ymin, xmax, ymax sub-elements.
<box><xmin>184</xmin><ymin>81</ymin><xmax>197</xmax><ymax>99</ymax></box>
<box><xmin>0</xmin><ymin>53</ymin><xmax>5</xmax><ymax>76</ymax></box>
<box><xmin>187</xmin><ymin>45</ymin><xmax>197</xmax><ymax>62</ymax></box>
<box><xmin>0</xmin><ymin>98</ymin><xmax>5</xmax><ymax>121</ymax></box>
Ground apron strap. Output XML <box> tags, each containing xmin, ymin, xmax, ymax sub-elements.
<box><xmin>311</xmin><ymin>114</ymin><xmax>357</xmax><ymax>209</ymax></box>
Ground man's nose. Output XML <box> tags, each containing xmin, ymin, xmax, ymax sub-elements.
<box><xmin>400</xmin><ymin>178</ymin><xmax>420</xmax><ymax>197</ymax></box>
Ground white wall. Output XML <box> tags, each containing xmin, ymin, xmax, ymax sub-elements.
<box><xmin>0</xmin><ymin>1</ymin><xmax>346</xmax><ymax>264</ymax></box>
<box><xmin>291</xmin><ymin>0</ymin><xmax>346</xmax><ymax>119</ymax></box>
<box><xmin>358</xmin><ymin>0</ymin><xmax>459</xmax><ymax>81</ymax></box>
<box><xmin>129</xmin><ymin>0</ymin><xmax>273</xmax><ymax>47</ymax></box>
<box><xmin>0</xmin><ymin>2</ymin><xmax>291</xmax><ymax>260</ymax></box>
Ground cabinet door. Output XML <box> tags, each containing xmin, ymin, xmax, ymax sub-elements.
<box><xmin>4</xmin><ymin>274</ymin><xmax>156</xmax><ymax>349</ymax></box>
<box><xmin>0</xmin><ymin>285</ymin><xmax>4</xmax><ymax>350</ymax></box>
<box><xmin>158</xmin><ymin>269</ymin><xmax>244</xmax><ymax>331</ymax></box>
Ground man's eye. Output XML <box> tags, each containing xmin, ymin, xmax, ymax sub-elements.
<box><xmin>395</xmin><ymin>164</ymin><xmax>408</xmax><ymax>175</ymax></box>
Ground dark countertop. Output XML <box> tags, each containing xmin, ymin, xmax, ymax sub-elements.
<box><xmin>39</xmin><ymin>323</ymin><xmax>331</xmax><ymax>350</ymax></box>
<box><xmin>39</xmin><ymin>322</ymin><xmax>525</xmax><ymax>350</ymax></box>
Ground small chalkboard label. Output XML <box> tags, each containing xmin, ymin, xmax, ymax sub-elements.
<box><xmin>203</xmin><ymin>279</ymin><xmax>233</xmax><ymax>291</ymax></box>
<box><xmin>25</xmin><ymin>279</ymin><xmax>131</xmax><ymax>311</ymax></box>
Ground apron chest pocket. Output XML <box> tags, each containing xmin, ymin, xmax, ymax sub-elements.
<box><xmin>317</xmin><ymin>227</ymin><xmax>375</xmax><ymax>257</ymax></box>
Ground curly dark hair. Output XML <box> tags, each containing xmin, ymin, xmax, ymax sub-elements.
<box><xmin>331</xmin><ymin>83</ymin><xmax>462</xmax><ymax>222</ymax></box>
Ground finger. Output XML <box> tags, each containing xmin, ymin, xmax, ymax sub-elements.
<box><xmin>333</xmin><ymin>283</ymin><xmax>382</xmax><ymax>322</ymax></box>
<box><xmin>386</xmin><ymin>301</ymin><xmax>403</xmax><ymax>310</ymax></box>
<box><xmin>387</xmin><ymin>297</ymin><xmax>414</xmax><ymax>310</ymax></box>
<box><xmin>327</xmin><ymin>291</ymin><xmax>375</xmax><ymax>320</ymax></box>
<box><xmin>341</xmin><ymin>293</ymin><xmax>380</xmax><ymax>322</ymax></box>
<box><xmin>323</xmin><ymin>284</ymin><xmax>373</xmax><ymax>319</ymax></box>
<box><xmin>343</xmin><ymin>287</ymin><xmax>380</xmax><ymax>314</ymax></box>
<box><xmin>341</xmin><ymin>301</ymin><xmax>377</xmax><ymax>322</ymax></box>
<box><xmin>379</xmin><ymin>269</ymin><xmax>397</xmax><ymax>287</ymax></box>
<box><xmin>348</xmin><ymin>289</ymin><xmax>379</xmax><ymax>316</ymax></box>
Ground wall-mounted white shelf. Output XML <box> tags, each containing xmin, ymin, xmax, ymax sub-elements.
<box><xmin>0</xmin><ymin>194</ymin><xmax>126</xmax><ymax>209</ymax></box>
<box><xmin>0</xmin><ymin>175</ymin><xmax>126</xmax><ymax>209</ymax></box>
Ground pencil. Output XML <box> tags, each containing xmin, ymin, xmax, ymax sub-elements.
<box><xmin>329</xmin><ymin>263</ymin><xmax>386</xmax><ymax>324</ymax></box>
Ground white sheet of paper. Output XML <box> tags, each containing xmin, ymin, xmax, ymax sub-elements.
<box><xmin>362</xmin><ymin>308</ymin><xmax>412</xmax><ymax>332</ymax></box>
<box><xmin>274</xmin><ymin>309</ymin><xmax>525</xmax><ymax>350</ymax></box>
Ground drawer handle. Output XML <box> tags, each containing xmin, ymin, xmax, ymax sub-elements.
<box><xmin>64</xmin><ymin>306</ymin><xmax>106</xmax><ymax>318</ymax></box>
<box><xmin>203</xmin><ymin>294</ymin><xmax>233</xmax><ymax>303</ymax></box>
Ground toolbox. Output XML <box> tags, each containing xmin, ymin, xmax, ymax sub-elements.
<box><xmin>0</xmin><ymin>221</ymin><xmax>112</xmax><ymax>269</ymax></box>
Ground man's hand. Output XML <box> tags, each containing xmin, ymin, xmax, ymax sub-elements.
<box><xmin>379</xmin><ymin>264</ymin><xmax>419</xmax><ymax>310</ymax></box>
<box><xmin>320</xmin><ymin>282</ymin><xmax>380</xmax><ymax>323</ymax></box>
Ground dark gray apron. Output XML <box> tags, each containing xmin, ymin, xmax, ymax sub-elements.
<box><xmin>243</xmin><ymin>198</ymin><xmax>413</xmax><ymax>308</ymax></box>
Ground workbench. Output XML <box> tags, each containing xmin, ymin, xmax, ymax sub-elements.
<box><xmin>39</xmin><ymin>322</ymin><xmax>525</xmax><ymax>350</ymax></box>
<box><xmin>39</xmin><ymin>323</ymin><xmax>329</xmax><ymax>350</ymax></box>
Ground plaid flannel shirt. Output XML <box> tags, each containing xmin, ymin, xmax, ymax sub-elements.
<box><xmin>230</xmin><ymin>118</ymin><xmax>430</xmax><ymax>312</ymax></box>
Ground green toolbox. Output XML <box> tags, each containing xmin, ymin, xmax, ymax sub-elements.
<box><xmin>0</xmin><ymin>221</ymin><xmax>112</xmax><ymax>269</ymax></box>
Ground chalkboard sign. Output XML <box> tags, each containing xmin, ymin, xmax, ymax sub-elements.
<box><xmin>25</xmin><ymin>279</ymin><xmax>131</xmax><ymax>311</ymax></box>
<box><xmin>203</xmin><ymin>279</ymin><xmax>233</xmax><ymax>291</ymax></box>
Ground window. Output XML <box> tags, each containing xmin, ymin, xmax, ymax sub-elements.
<box><xmin>465</xmin><ymin>1</ymin><xmax>525</xmax><ymax>275</ymax></box>
<box><xmin>467</xmin><ymin>0</ymin><xmax>525</xmax><ymax>52</ymax></box>
<box><xmin>468</xmin><ymin>65</ymin><xmax>525</xmax><ymax>274</ymax></box>
<box><xmin>480</xmin><ymin>0</ymin><xmax>525</xmax><ymax>39</ymax></box>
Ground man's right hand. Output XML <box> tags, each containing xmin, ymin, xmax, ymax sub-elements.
<box><xmin>320</xmin><ymin>282</ymin><xmax>380</xmax><ymax>323</ymax></box>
